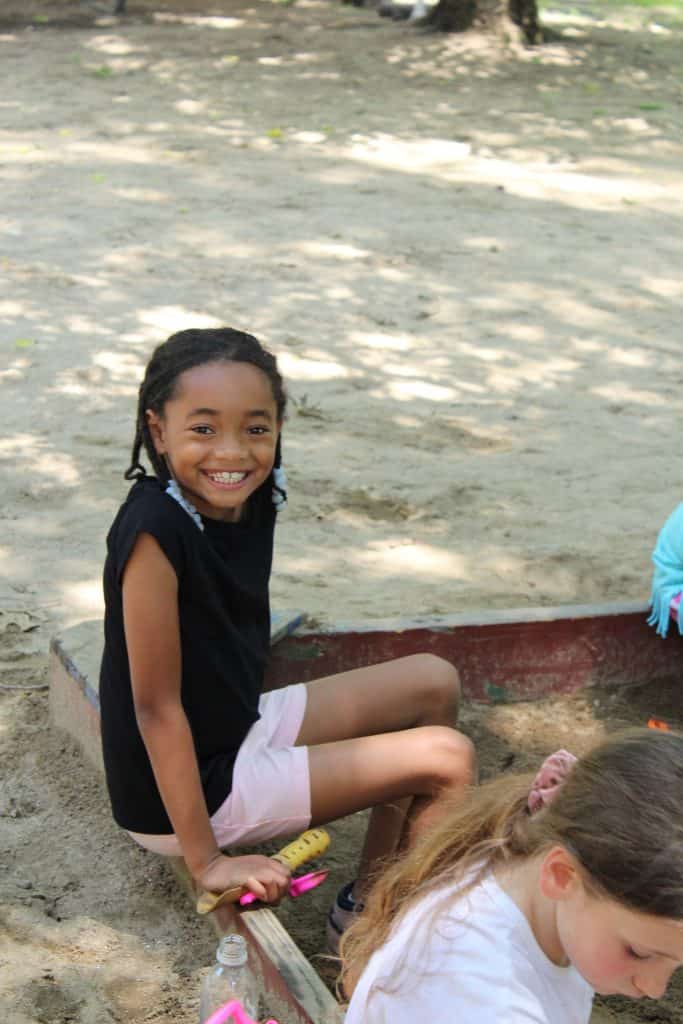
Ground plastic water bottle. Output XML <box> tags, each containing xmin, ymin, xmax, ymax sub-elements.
<box><xmin>199</xmin><ymin>934</ymin><xmax>259</xmax><ymax>1023</ymax></box>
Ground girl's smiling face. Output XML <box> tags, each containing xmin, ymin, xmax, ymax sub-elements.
<box><xmin>146</xmin><ymin>359</ymin><xmax>281</xmax><ymax>522</ymax></box>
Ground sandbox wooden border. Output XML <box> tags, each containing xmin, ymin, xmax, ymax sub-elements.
<box><xmin>265</xmin><ymin>601</ymin><xmax>683</xmax><ymax>701</ymax></box>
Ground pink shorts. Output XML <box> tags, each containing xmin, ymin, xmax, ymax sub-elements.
<box><xmin>128</xmin><ymin>683</ymin><xmax>310</xmax><ymax>856</ymax></box>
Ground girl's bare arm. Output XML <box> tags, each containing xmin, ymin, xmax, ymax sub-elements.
<box><xmin>122</xmin><ymin>532</ymin><xmax>289</xmax><ymax>900</ymax></box>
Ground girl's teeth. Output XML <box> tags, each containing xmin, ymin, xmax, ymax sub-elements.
<box><xmin>209</xmin><ymin>472</ymin><xmax>247</xmax><ymax>484</ymax></box>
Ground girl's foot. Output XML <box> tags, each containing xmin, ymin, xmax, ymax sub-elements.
<box><xmin>326</xmin><ymin>881</ymin><xmax>364</xmax><ymax>955</ymax></box>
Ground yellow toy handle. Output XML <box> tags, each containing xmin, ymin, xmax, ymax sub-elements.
<box><xmin>196</xmin><ymin>828</ymin><xmax>330</xmax><ymax>915</ymax></box>
<box><xmin>271</xmin><ymin>828</ymin><xmax>330</xmax><ymax>870</ymax></box>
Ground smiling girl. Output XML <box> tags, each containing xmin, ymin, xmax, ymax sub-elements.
<box><xmin>99</xmin><ymin>328</ymin><xmax>474</xmax><ymax>931</ymax></box>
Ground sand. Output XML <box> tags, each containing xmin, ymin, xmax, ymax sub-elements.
<box><xmin>1</xmin><ymin>0</ymin><xmax>682</xmax><ymax>1020</ymax></box>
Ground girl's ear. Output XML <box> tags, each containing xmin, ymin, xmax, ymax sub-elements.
<box><xmin>145</xmin><ymin>409</ymin><xmax>167</xmax><ymax>455</ymax></box>
<box><xmin>539</xmin><ymin>846</ymin><xmax>581</xmax><ymax>903</ymax></box>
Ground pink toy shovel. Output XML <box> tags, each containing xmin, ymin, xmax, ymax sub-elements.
<box><xmin>239</xmin><ymin>868</ymin><xmax>329</xmax><ymax>906</ymax></box>
<box><xmin>204</xmin><ymin>999</ymin><xmax>278</xmax><ymax>1024</ymax></box>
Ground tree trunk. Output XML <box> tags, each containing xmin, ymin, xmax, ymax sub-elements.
<box><xmin>425</xmin><ymin>0</ymin><xmax>540</xmax><ymax>42</ymax></box>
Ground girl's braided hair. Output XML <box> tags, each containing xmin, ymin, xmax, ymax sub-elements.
<box><xmin>125</xmin><ymin>328</ymin><xmax>287</xmax><ymax>516</ymax></box>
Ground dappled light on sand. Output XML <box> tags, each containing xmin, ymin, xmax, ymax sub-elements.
<box><xmin>62</xmin><ymin>580</ymin><xmax>105</xmax><ymax>615</ymax></box>
<box><xmin>1</xmin><ymin>2</ymin><xmax>683</xmax><ymax>1022</ymax></box>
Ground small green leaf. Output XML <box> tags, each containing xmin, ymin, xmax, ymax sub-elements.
<box><xmin>266</xmin><ymin>128</ymin><xmax>283</xmax><ymax>140</ymax></box>
<box><xmin>15</xmin><ymin>338</ymin><xmax>34</xmax><ymax>348</ymax></box>
<box><xmin>94</xmin><ymin>65</ymin><xmax>113</xmax><ymax>78</ymax></box>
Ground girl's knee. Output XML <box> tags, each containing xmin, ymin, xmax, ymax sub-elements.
<box><xmin>412</xmin><ymin>653</ymin><xmax>461</xmax><ymax>722</ymax></box>
<box><xmin>444</xmin><ymin>729</ymin><xmax>476</xmax><ymax>787</ymax></box>
<box><xmin>421</xmin><ymin>726</ymin><xmax>476</xmax><ymax>789</ymax></box>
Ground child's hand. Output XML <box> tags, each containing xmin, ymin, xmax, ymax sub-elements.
<box><xmin>195</xmin><ymin>853</ymin><xmax>292</xmax><ymax>904</ymax></box>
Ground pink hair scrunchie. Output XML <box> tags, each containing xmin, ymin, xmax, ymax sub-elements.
<box><xmin>527</xmin><ymin>749</ymin><xmax>578</xmax><ymax>814</ymax></box>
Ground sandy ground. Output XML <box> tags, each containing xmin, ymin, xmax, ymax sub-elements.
<box><xmin>1</xmin><ymin>0</ymin><xmax>683</xmax><ymax>1020</ymax></box>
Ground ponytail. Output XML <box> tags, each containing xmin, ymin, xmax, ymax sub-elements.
<box><xmin>341</xmin><ymin>771</ymin><xmax>534</xmax><ymax>986</ymax></box>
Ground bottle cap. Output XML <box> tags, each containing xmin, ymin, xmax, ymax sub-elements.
<box><xmin>216</xmin><ymin>934</ymin><xmax>248</xmax><ymax>967</ymax></box>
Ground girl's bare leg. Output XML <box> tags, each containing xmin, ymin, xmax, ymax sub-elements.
<box><xmin>357</xmin><ymin>799</ymin><xmax>410</xmax><ymax>892</ymax></box>
<box><xmin>294</xmin><ymin>654</ymin><xmax>475</xmax><ymax>896</ymax></box>
<box><xmin>296</xmin><ymin>654</ymin><xmax>461</xmax><ymax>745</ymax></box>
<box><xmin>307</xmin><ymin>726</ymin><xmax>474</xmax><ymax>896</ymax></box>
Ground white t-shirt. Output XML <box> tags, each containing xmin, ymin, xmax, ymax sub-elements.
<box><xmin>344</xmin><ymin>873</ymin><xmax>594</xmax><ymax>1024</ymax></box>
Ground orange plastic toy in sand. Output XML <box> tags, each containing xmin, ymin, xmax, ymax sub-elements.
<box><xmin>648</xmin><ymin>718</ymin><xmax>671</xmax><ymax>731</ymax></box>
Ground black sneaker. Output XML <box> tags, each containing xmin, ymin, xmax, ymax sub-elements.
<box><xmin>326</xmin><ymin>881</ymin><xmax>364</xmax><ymax>955</ymax></box>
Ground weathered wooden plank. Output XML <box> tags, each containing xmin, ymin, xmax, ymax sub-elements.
<box><xmin>49</xmin><ymin>636</ymin><xmax>104</xmax><ymax>773</ymax></box>
<box><xmin>265</xmin><ymin>601</ymin><xmax>683</xmax><ymax>702</ymax></box>
<box><xmin>171</xmin><ymin>860</ymin><xmax>342</xmax><ymax>1024</ymax></box>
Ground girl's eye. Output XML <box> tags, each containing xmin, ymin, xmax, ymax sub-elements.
<box><xmin>626</xmin><ymin>947</ymin><xmax>651</xmax><ymax>961</ymax></box>
<box><xmin>248</xmin><ymin>425</ymin><xmax>269</xmax><ymax>435</ymax></box>
<box><xmin>191</xmin><ymin>425</ymin><xmax>213</xmax><ymax>436</ymax></box>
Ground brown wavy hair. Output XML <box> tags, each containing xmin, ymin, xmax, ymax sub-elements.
<box><xmin>341</xmin><ymin>728</ymin><xmax>683</xmax><ymax>993</ymax></box>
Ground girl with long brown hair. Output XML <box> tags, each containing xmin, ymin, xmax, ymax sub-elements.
<box><xmin>342</xmin><ymin>729</ymin><xmax>683</xmax><ymax>1023</ymax></box>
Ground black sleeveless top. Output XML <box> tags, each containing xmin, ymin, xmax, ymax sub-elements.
<box><xmin>99</xmin><ymin>476</ymin><xmax>275</xmax><ymax>834</ymax></box>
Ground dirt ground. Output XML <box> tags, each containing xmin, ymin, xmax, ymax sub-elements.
<box><xmin>1</xmin><ymin>0</ymin><xmax>683</xmax><ymax>1020</ymax></box>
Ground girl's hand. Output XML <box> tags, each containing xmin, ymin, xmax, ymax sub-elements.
<box><xmin>195</xmin><ymin>853</ymin><xmax>292</xmax><ymax>904</ymax></box>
